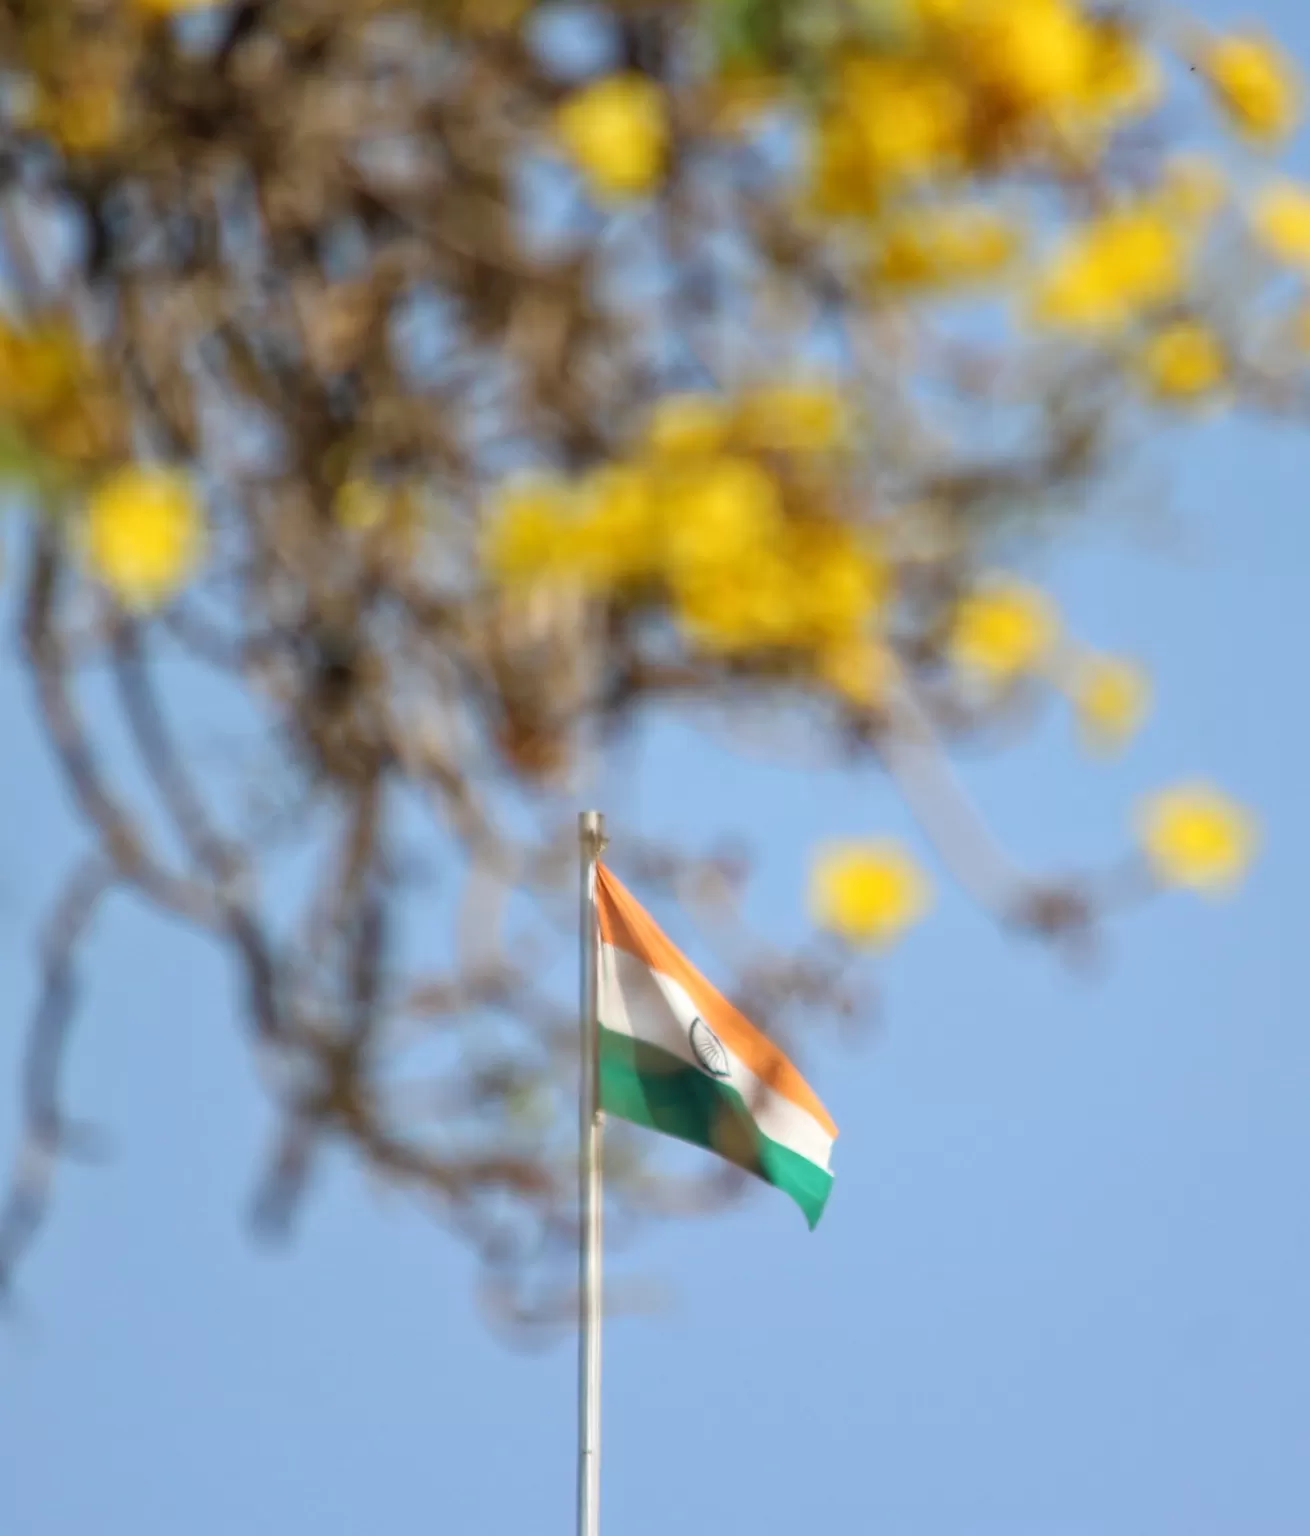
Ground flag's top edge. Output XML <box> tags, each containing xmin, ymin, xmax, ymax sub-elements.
<box><xmin>595</xmin><ymin>863</ymin><xmax>838</xmax><ymax>1140</ymax></box>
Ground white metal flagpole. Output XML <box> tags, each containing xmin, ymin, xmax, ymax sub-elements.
<box><xmin>577</xmin><ymin>809</ymin><xmax>606</xmax><ymax>1536</ymax></box>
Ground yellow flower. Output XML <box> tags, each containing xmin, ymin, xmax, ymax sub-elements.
<box><xmin>1031</xmin><ymin>203</ymin><xmax>1186</xmax><ymax>332</ymax></box>
<box><xmin>733</xmin><ymin>383</ymin><xmax>846</xmax><ymax>454</ymax></box>
<box><xmin>788</xmin><ymin>520</ymin><xmax>889</xmax><ymax>645</ymax></box>
<box><xmin>659</xmin><ymin>456</ymin><xmax>885</xmax><ymax>654</ymax></box>
<box><xmin>134</xmin><ymin>0</ymin><xmax>226</xmax><ymax>15</ymax></box>
<box><xmin>810</xmin><ymin>840</ymin><xmax>931</xmax><ymax>947</ymax></box>
<box><xmin>966</xmin><ymin>0</ymin><xmax>1096</xmax><ymax>112</ymax></box>
<box><xmin>849</xmin><ymin>58</ymin><xmax>968</xmax><ymax>180</ymax></box>
<box><xmin>662</xmin><ymin>457</ymin><xmax>794</xmax><ymax>650</ymax></box>
<box><xmin>572</xmin><ymin>464</ymin><xmax>659</xmax><ymax>587</ymax></box>
<box><xmin>1138</xmin><ymin>783</ymin><xmax>1258</xmax><ymax>895</ymax></box>
<box><xmin>1138</xmin><ymin>322</ymin><xmax>1226</xmax><ymax>402</ymax></box>
<box><xmin>949</xmin><ymin>578</ymin><xmax>1057</xmax><ymax>681</ymax></box>
<box><xmin>869</xmin><ymin>204</ymin><xmax>1020</xmax><ymax>293</ymax></box>
<box><xmin>556</xmin><ymin>74</ymin><xmax>668</xmax><ymax>200</ymax></box>
<box><xmin>814</xmin><ymin>56</ymin><xmax>967</xmax><ymax>213</ymax></box>
<box><xmin>84</xmin><ymin>466</ymin><xmax>204</xmax><ymax>610</ymax></box>
<box><xmin>39</xmin><ymin>83</ymin><xmax>124</xmax><ymax>154</ymax></box>
<box><xmin>1075</xmin><ymin>21</ymin><xmax>1161</xmax><ymax>123</ymax></box>
<box><xmin>811</xmin><ymin>112</ymin><xmax>877</xmax><ymax>217</ymax></box>
<box><xmin>818</xmin><ymin>636</ymin><xmax>894</xmax><ymax>709</ymax></box>
<box><xmin>1202</xmin><ymin>32</ymin><xmax>1300</xmax><ymax>143</ymax></box>
<box><xmin>0</xmin><ymin>320</ymin><xmax>83</xmax><ymax>419</ymax></box>
<box><xmin>1070</xmin><ymin>654</ymin><xmax>1150</xmax><ymax>752</ymax></box>
<box><xmin>643</xmin><ymin>393</ymin><xmax>730</xmax><ymax>458</ymax></box>
<box><xmin>483</xmin><ymin>475</ymin><xmax>577</xmax><ymax>584</ymax></box>
<box><xmin>333</xmin><ymin>477</ymin><xmax>389</xmax><ymax>531</ymax></box>
<box><xmin>0</xmin><ymin>317</ymin><xmax>123</xmax><ymax>467</ymax></box>
<box><xmin>674</xmin><ymin>547</ymin><xmax>799</xmax><ymax>653</ymax></box>
<box><xmin>661</xmin><ymin>455</ymin><xmax>783</xmax><ymax>577</ymax></box>
<box><xmin>1251</xmin><ymin>180</ymin><xmax>1310</xmax><ymax>266</ymax></box>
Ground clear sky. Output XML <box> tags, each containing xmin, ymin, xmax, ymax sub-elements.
<box><xmin>6</xmin><ymin>5</ymin><xmax>1310</xmax><ymax>1533</ymax></box>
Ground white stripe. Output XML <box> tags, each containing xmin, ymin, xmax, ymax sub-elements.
<box><xmin>598</xmin><ymin>942</ymin><xmax>834</xmax><ymax>1172</ymax></box>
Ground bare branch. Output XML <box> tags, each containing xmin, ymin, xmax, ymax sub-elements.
<box><xmin>0</xmin><ymin>859</ymin><xmax>113</xmax><ymax>1293</ymax></box>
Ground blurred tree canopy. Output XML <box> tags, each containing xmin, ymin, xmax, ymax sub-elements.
<box><xmin>0</xmin><ymin>0</ymin><xmax>1289</xmax><ymax>1330</ymax></box>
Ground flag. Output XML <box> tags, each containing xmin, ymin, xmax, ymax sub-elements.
<box><xmin>595</xmin><ymin>864</ymin><xmax>837</xmax><ymax>1228</ymax></box>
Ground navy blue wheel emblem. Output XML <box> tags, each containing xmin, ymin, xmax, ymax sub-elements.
<box><xmin>689</xmin><ymin>1017</ymin><xmax>731</xmax><ymax>1078</ymax></box>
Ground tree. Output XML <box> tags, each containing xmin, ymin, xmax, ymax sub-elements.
<box><xmin>0</xmin><ymin>0</ymin><xmax>1285</xmax><ymax>1333</ymax></box>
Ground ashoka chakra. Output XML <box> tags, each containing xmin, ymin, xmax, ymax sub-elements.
<box><xmin>689</xmin><ymin>1017</ymin><xmax>731</xmax><ymax>1078</ymax></box>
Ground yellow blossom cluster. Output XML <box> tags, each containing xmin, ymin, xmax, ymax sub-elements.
<box><xmin>549</xmin><ymin>3</ymin><xmax>1301</xmax><ymax>238</ymax></box>
<box><xmin>812</xmin><ymin>54</ymin><xmax>971</xmax><ymax>215</ymax></box>
<box><xmin>1032</xmin><ymin>200</ymin><xmax>1187</xmax><ymax>334</ymax></box>
<box><xmin>490</xmin><ymin>457</ymin><xmax>1262</xmax><ymax>938</ymax></box>
<box><xmin>34</xmin><ymin>71</ymin><xmax>126</xmax><ymax>155</ymax></box>
<box><xmin>783</xmin><ymin>3</ymin><xmax>1301</xmax><ymax>331</ymax></box>
<box><xmin>811</xmin><ymin>0</ymin><xmax>1162</xmax><ymax>222</ymax></box>
<box><xmin>868</xmin><ymin>203</ymin><xmax>1021</xmax><ymax>295</ymax></box>
<box><xmin>485</xmin><ymin>383</ymin><xmax>890</xmax><ymax>682</ymax></box>
<box><xmin>0</xmin><ymin>318</ymin><xmax>122</xmax><ymax>468</ymax></box>
<box><xmin>21</xmin><ymin>12</ymin><xmax>141</xmax><ymax>156</ymax></box>
<box><xmin>1201</xmin><ymin>31</ymin><xmax>1300</xmax><ymax>142</ymax></box>
<box><xmin>1020</xmin><ymin>155</ymin><xmax>1233</xmax><ymax>345</ymax></box>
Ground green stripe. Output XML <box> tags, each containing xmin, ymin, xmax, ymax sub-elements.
<box><xmin>598</xmin><ymin>1026</ymin><xmax>833</xmax><ymax>1229</ymax></box>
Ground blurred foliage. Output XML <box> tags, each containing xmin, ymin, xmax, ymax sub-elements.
<box><xmin>0</xmin><ymin>0</ymin><xmax>1287</xmax><ymax>1331</ymax></box>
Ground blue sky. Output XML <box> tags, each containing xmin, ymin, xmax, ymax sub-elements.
<box><xmin>6</xmin><ymin>5</ymin><xmax>1310</xmax><ymax>1533</ymax></box>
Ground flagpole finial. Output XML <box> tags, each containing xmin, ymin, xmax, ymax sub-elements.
<box><xmin>579</xmin><ymin>809</ymin><xmax>606</xmax><ymax>855</ymax></box>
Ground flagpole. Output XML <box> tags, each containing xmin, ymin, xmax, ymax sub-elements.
<box><xmin>577</xmin><ymin>809</ymin><xmax>605</xmax><ymax>1536</ymax></box>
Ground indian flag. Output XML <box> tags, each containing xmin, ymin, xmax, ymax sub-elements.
<box><xmin>595</xmin><ymin>864</ymin><xmax>837</xmax><ymax>1228</ymax></box>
